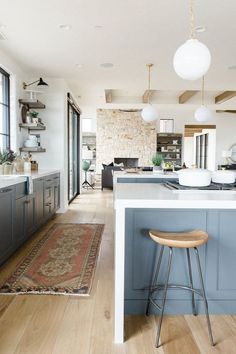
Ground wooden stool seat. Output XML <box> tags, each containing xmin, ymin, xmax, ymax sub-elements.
<box><xmin>149</xmin><ymin>229</ymin><xmax>208</xmax><ymax>248</ymax></box>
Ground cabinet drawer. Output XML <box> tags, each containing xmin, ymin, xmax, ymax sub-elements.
<box><xmin>52</xmin><ymin>175</ymin><xmax>60</xmax><ymax>186</ymax></box>
<box><xmin>15</xmin><ymin>183</ymin><xmax>26</xmax><ymax>199</ymax></box>
<box><xmin>45</xmin><ymin>177</ymin><xmax>53</xmax><ymax>188</ymax></box>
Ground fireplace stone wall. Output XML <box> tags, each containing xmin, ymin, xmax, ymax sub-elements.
<box><xmin>96</xmin><ymin>109</ymin><xmax>156</xmax><ymax>172</ymax></box>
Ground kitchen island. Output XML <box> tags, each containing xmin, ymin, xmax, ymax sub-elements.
<box><xmin>114</xmin><ymin>182</ymin><xmax>236</xmax><ymax>343</ymax></box>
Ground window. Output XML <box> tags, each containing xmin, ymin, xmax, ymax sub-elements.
<box><xmin>0</xmin><ymin>68</ymin><xmax>10</xmax><ymax>150</ymax></box>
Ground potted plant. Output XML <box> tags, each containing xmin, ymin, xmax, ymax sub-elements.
<box><xmin>0</xmin><ymin>149</ymin><xmax>16</xmax><ymax>174</ymax></box>
<box><xmin>30</xmin><ymin>110</ymin><xmax>39</xmax><ymax>124</ymax></box>
<box><xmin>152</xmin><ymin>153</ymin><xmax>163</xmax><ymax>173</ymax></box>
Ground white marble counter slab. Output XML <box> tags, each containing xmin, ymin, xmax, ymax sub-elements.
<box><xmin>114</xmin><ymin>183</ymin><xmax>236</xmax><ymax>210</ymax></box>
<box><xmin>0</xmin><ymin>169</ymin><xmax>60</xmax><ymax>189</ymax></box>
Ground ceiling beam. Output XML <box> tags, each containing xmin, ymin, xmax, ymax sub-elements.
<box><xmin>215</xmin><ymin>91</ymin><xmax>236</xmax><ymax>104</ymax></box>
<box><xmin>184</xmin><ymin>125</ymin><xmax>216</xmax><ymax>129</ymax></box>
<box><xmin>184</xmin><ymin>125</ymin><xmax>216</xmax><ymax>138</ymax></box>
<box><xmin>179</xmin><ymin>90</ymin><xmax>198</xmax><ymax>104</ymax></box>
<box><xmin>216</xmin><ymin>110</ymin><xmax>236</xmax><ymax>114</ymax></box>
<box><xmin>105</xmin><ymin>89</ymin><xmax>112</xmax><ymax>103</ymax></box>
<box><xmin>142</xmin><ymin>90</ymin><xmax>156</xmax><ymax>104</ymax></box>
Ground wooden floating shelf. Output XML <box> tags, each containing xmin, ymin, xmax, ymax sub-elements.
<box><xmin>19</xmin><ymin>99</ymin><xmax>45</xmax><ymax>109</ymax></box>
<box><xmin>19</xmin><ymin>147</ymin><xmax>46</xmax><ymax>153</ymax></box>
<box><xmin>157</xmin><ymin>144</ymin><xmax>181</xmax><ymax>146</ymax></box>
<box><xmin>19</xmin><ymin>123</ymin><xmax>46</xmax><ymax>130</ymax></box>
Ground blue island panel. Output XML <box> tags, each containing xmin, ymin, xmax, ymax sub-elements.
<box><xmin>124</xmin><ymin>208</ymin><xmax>236</xmax><ymax>315</ymax></box>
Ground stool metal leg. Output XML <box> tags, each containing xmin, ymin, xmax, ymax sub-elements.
<box><xmin>186</xmin><ymin>248</ymin><xmax>197</xmax><ymax>316</ymax></box>
<box><xmin>155</xmin><ymin>247</ymin><xmax>173</xmax><ymax>348</ymax></box>
<box><xmin>146</xmin><ymin>245</ymin><xmax>164</xmax><ymax>316</ymax></box>
<box><xmin>194</xmin><ymin>247</ymin><xmax>214</xmax><ymax>346</ymax></box>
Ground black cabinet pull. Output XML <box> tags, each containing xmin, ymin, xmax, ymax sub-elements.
<box><xmin>0</xmin><ymin>188</ymin><xmax>12</xmax><ymax>193</ymax></box>
<box><xmin>45</xmin><ymin>202</ymin><xmax>52</xmax><ymax>206</ymax></box>
<box><xmin>24</xmin><ymin>200</ymin><xmax>31</xmax><ymax>204</ymax></box>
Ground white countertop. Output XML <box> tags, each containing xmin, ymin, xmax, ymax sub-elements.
<box><xmin>114</xmin><ymin>182</ymin><xmax>236</xmax><ymax>209</ymax></box>
<box><xmin>0</xmin><ymin>169</ymin><xmax>60</xmax><ymax>189</ymax></box>
<box><xmin>113</xmin><ymin>171</ymin><xmax>178</xmax><ymax>182</ymax></box>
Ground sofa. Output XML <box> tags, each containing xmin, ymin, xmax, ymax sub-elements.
<box><xmin>101</xmin><ymin>165</ymin><xmax>123</xmax><ymax>190</ymax></box>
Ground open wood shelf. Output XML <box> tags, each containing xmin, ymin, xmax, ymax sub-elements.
<box><xmin>19</xmin><ymin>147</ymin><xmax>46</xmax><ymax>153</ymax></box>
<box><xmin>19</xmin><ymin>123</ymin><xmax>46</xmax><ymax>131</ymax></box>
<box><xmin>19</xmin><ymin>99</ymin><xmax>45</xmax><ymax>109</ymax></box>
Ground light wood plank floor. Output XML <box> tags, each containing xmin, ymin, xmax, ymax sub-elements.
<box><xmin>0</xmin><ymin>190</ymin><xmax>236</xmax><ymax>354</ymax></box>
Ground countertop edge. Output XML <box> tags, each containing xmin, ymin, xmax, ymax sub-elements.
<box><xmin>0</xmin><ymin>170</ymin><xmax>61</xmax><ymax>189</ymax></box>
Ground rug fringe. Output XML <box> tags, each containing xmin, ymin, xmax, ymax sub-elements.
<box><xmin>0</xmin><ymin>291</ymin><xmax>89</xmax><ymax>297</ymax></box>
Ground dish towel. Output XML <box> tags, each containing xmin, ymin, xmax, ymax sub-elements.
<box><xmin>26</xmin><ymin>176</ymin><xmax>33</xmax><ymax>194</ymax></box>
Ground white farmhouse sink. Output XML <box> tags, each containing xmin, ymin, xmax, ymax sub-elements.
<box><xmin>0</xmin><ymin>175</ymin><xmax>23</xmax><ymax>179</ymax></box>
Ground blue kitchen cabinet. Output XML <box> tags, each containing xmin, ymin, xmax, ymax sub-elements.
<box><xmin>0</xmin><ymin>187</ymin><xmax>15</xmax><ymax>264</ymax></box>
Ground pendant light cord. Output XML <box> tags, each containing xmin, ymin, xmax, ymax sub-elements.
<box><xmin>147</xmin><ymin>63</ymin><xmax>153</xmax><ymax>104</ymax></box>
<box><xmin>201</xmin><ymin>76</ymin><xmax>205</xmax><ymax>105</ymax></box>
<box><xmin>190</xmin><ymin>0</ymin><xmax>195</xmax><ymax>39</ymax></box>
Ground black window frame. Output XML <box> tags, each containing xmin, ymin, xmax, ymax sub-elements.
<box><xmin>0</xmin><ymin>67</ymin><xmax>10</xmax><ymax>150</ymax></box>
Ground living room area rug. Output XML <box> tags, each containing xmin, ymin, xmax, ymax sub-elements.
<box><xmin>0</xmin><ymin>223</ymin><xmax>104</xmax><ymax>296</ymax></box>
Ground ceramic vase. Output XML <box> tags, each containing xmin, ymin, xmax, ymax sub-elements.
<box><xmin>153</xmin><ymin>165</ymin><xmax>162</xmax><ymax>173</ymax></box>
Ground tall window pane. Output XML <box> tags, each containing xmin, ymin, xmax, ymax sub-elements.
<box><xmin>0</xmin><ymin>68</ymin><xmax>10</xmax><ymax>150</ymax></box>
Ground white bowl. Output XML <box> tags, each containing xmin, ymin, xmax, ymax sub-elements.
<box><xmin>177</xmin><ymin>168</ymin><xmax>211</xmax><ymax>187</ymax></box>
<box><xmin>212</xmin><ymin>170</ymin><xmax>235</xmax><ymax>184</ymax></box>
<box><xmin>24</xmin><ymin>140</ymin><xmax>38</xmax><ymax>148</ymax></box>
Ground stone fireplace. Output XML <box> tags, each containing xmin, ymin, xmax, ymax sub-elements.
<box><xmin>114</xmin><ymin>158</ymin><xmax>139</xmax><ymax>168</ymax></box>
<box><xmin>96</xmin><ymin>109</ymin><xmax>156</xmax><ymax>172</ymax></box>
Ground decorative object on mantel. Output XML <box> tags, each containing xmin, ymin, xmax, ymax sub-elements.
<box><xmin>22</xmin><ymin>77</ymin><xmax>48</xmax><ymax>90</ymax></box>
<box><xmin>229</xmin><ymin>144</ymin><xmax>236</xmax><ymax>164</ymax></box>
<box><xmin>194</xmin><ymin>76</ymin><xmax>213</xmax><ymax>122</ymax></box>
<box><xmin>222</xmin><ymin>150</ymin><xmax>232</xmax><ymax>165</ymax></box>
<box><xmin>173</xmin><ymin>0</ymin><xmax>211</xmax><ymax>80</ymax></box>
<box><xmin>160</xmin><ymin>119</ymin><xmax>174</xmax><ymax>133</ymax></box>
<box><xmin>141</xmin><ymin>64</ymin><xmax>158</xmax><ymax>122</ymax></box>
<box><xmin>0</xmin><ymin>223</ymin><xmax>104</xmax><ymax>296</ymax></box>
<box><xmin>152</xmin><ymin>153</ymin><xmax>163</xmax><ymax>173</ymax></box>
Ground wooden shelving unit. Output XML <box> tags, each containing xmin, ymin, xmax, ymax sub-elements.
<box><xmin>157</xmin><ymin>133</ymin><xmax>182</xmax><ymax>165</ymax></box>
<box><xmin>19</xmin><ymin>99</ymin><xmax>46</xmax><ymax>153</ymax></box>
<box><xmin>19</xmin><ymin>147</ymin><xmax>46</xmax><ymax>153</ymax></box>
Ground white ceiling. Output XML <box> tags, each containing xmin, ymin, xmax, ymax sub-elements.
<box><xmin>0</xmin><ymin>0</ymin><xmax>236</xmax><ymax>100</ymax></box>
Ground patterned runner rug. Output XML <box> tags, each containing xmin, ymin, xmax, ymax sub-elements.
<box><xmin>0</xmin><ymin>223</ymin><xmax>104</xmax><ymax>296</ymax></box>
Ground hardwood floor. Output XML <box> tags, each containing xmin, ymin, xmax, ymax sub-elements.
<box><xmin>0</xmin><ymin>189</ymin><xmax>236</xmax><ymax>354</ymax></box>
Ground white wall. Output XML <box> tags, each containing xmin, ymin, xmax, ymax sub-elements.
<box><xmin>0</xmin><ymin>48</ymin><xmax>78</xmax><ymax>213</ymax></box>
<box><xmin>183</xmin><ymin>137</ymin><xmax>194</xmax><ymax>168</ymax></box>
<box><xmin>0</xmin><ymin>48</ymin><xmax>27</xmax><ymax>151</ymax></box>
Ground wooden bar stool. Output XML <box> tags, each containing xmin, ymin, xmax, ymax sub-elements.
<box><xmin>146</xmin><ymin>229</ymin><xmax>214</xmax><ymax>348</ymax></box>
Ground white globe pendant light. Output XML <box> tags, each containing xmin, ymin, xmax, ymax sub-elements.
<box><xmin>141</xmin><ymin>64</ymin><xmax>158</xmax><ymax>122</ymax></box>
<box><xmin>141</xmin><ymin>104</ymin><xmax>158</xmax><ymax>122</ymax></box>
<box><xmin>174</xmin><ymin>39</ymin><xmax>211</xmax><ymax>80</ymax></box>
<box><xmin>173</xmin><ymin>0</ymin><xmax>211</xmax><ymax>80</ymax></box>
<box><xmin>194</xmin><ymin>76</ymin><xmax>213</xmax><ymax>122</ymax></box>
<box><xmin>194</xmin><ymin>105</ymin><xmax>213</xmax><ymax>122</ymax></box>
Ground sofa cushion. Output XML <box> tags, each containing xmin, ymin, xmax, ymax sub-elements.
<box><xmin>102</xmin><ymin>162</ymin><xmax>114</xmax><ymax>169</ymax></box>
